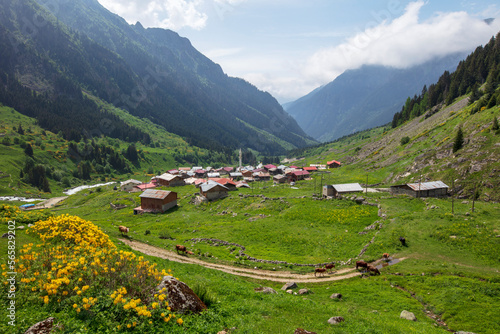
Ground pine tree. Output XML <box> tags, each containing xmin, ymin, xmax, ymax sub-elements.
<box><xmin>492</xmin><ymin>116</ymin><xmax>499</xmax><ymax>131</ymax></box>
<box><xmin>17</xmin><ymin>124</ymin><xmax>24</xmax><ymax>135</ymax></box>
<box><xmin>24</xmin><ymin>144</ymin><xmax>34</xmax><ymax>157</ymax></box>
<box><xmin>453</xmin><ymin>126</ymin><xmax>464</xmax><ymax>153</ymax></box>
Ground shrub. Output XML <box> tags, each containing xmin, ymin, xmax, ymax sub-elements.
<box><xmin>400</xmin><ymin>136</ymin><xmax>410</xmax><ymax>146</ymax></box>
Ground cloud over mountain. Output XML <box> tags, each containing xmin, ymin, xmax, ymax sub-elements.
<box><xmin>303</xmin><ymin>1</ymin><xmax>500</xmax><ymax>85</ymax></box>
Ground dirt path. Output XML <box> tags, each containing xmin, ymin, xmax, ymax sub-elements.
<box><xmin>118</xmin><ymin>239</ymin><xmax>398</xmax><ymax>283</ymax></box>
<box><xmin>32</xmin><ymin>196</ymin><xmax>68</xmax><ymax>209</ymax></box>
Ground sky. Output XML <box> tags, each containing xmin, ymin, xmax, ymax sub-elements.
<box><xmin>97</xmin><ymin>0</ymin><xmax>500</xmax><ymax>103</ymax></box>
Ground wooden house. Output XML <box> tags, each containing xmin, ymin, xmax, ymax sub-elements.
<box><xmin>273</xmin><ymin>174</ymin><xmax>287</xmax><ymax>184</ymax></box>
<box><xmin>134</xmin><ymin>189</ymin><xmax>177</xmax><ymax>214</ymax></box>
<box><xmin>390</xmin><ymin>181</ymin><xmax>448</xmax><ymax>198</ymax></box>
<box><xmin>327</xmin><ymin>160</ymin><xmax>342</xmax><ymax>168</ymax></box>
<box><xmin>323</xmin><ymin>183</ymin><xmax>364</xmax><ymax>198</ymax></box>
<box><xmin>200</xmin><ymin>180</ymin><xmax>229</xmax><ymax>201</ymax></box>
<box><xmin>287</xmin><ymin>170</ymin><xmax>310</xmax><ymax>182</ymax></box>
<box><xmin>156</xmin><ymin>173</ymin><xmax>185</xmax><ymax>187</ymax></box>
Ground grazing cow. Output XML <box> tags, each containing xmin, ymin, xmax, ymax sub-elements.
<box><xmin>325</xmin><ymin>263</ymin><xmax>335</xmax><ymax>272</ymax></box>
<box><xmin>175</xmin><ymin>245</ymin><xmax>187</xmax><ymax>254</ymax></box>
<box><xmin>118</xmin><ymin>226</ymin><xmax>129</xmax><ymax>235</ymax></box>
<box><xmin>383</xmin><ymin>253</ymin><xmax>390</xmax><ymax>260</ymax></box>
<box><xmin>399</xmin><ymin>236</ymin><xmax>406</xmax><ymax>246</ymax></box>
<box><xmin>356</xmin><ymin>260</ymin><xmax>368</xmax><ymax>270</ymax></box>
<box><xmin>314</xmin><ymin>268</ymin><xmax>327</xmax><ymax>277</ymax></box>
<box><xmin>367</xmin><ymin>265</ymin><xmax>381</xmax><ymax>275</ymax></box>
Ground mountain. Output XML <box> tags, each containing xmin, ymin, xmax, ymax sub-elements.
<box><xmin>0</xmin><ymin>0</ymin><xmax>314</xmax><ymax>155</ymax></box>
<box><xmin>284</xmin><ymin>53</ymin><xmax>469</xmax><ymax>142</ymax></box>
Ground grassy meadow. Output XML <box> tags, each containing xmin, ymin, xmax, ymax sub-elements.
<box><xmin>1</xmin><ymin>178</ymin><xmax>499</xmax><ymax>333</ymax></box>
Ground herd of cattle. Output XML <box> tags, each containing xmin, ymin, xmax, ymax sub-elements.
<box><xmin>118</xmin><ymin>226</ymin><xmax>401</xmax><ymax>277</ymax></box>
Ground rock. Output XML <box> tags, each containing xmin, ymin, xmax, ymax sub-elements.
<box><xmin>281</xmin><ymin>282</ymin><xmax>298</xmax><ymax>290</ymax></box>
<box><xmin>461</xmin><ymin>201</ymin><xmax>469</xmax><ymax>204</ymax></box>
<box><xmin>327</xmin><ymin>316</ymin><xmax>345</xmax><ymax>325</ymax></box>
<box><xmin>465</xmin><ymin>212</ymin><xmax>470</xmax><ymax>216</ymax></box>
<box><xmin>254</xmin><ymin>287</ymin><xmax>277</xmax><ymax>294</ymax></box>
<box><xmin>17</xmin><ymin>225</ymin><xmax>25</xmax><ymax>229</ymax></box>
<box><xmin>449</xmin><ymin>235</ymin><xmax>457</xmax><ymax>239</ymax></box>
<box><xmin>330</xmin><ymin>293</ymin><xmax>342</xmax><ymax>300</ymax></box>
<box><xmin>400</xmin><ymin>310</ymin><xmax>417</xmax><ymax>321</ymax></box>
<box><xmin>24</xmin><ymin>317</ymin><xmax>60</xmax><ymax>334</ymax></box>
<box><xmin>156</xmin><ymin>276</ymin><xmax>207</xmax><ymax>314</ymax></box>
<box><xmin>298</xmin><ymin>288</ymin><xmax>312</xmax><ymax>295</ymax></box>
<box><xmin>286</xmin><ymin>290</ymin><xmax>293</xmax><ymax>294</ymax></box>
<box><xmin>294</xmin><ymin>328</ymin><xmax>317</xmax><ymax>334</ymax></box>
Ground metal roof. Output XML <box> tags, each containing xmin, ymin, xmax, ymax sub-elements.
<box><xmin>157</xmin><ymin>173</ymin><xmax>179</xmax><ymax>181</ymax></box>
<box><xmin>405</xmin><ymin>181</ymin><xmax>449</xmax><ymax>191</ymax></box>
<box><xmin>332</xmin><ymin>183</ymin><xmax>364</xmax><ymax>193</ymax></box>
<box><xmin>140</xmin><ymin>189</ymin><xmax>172</xmax><ymax>199</ymax></box>
<box><xmin>200</xmin><ymin>180</ymin><xmax>229</xmax><ymax>192</ymax></box>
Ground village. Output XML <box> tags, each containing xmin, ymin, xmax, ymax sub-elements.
<box><xmin>121</xmin><ymin>158</ymin><xmax>450</xmax><ymax>215</ymax></box>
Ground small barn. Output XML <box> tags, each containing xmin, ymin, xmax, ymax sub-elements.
<box><xmin>327</xmin><ymin>160</ymin><xmax>342</xmax><ymax>168</ymax></box>
<box><xmin>200</xmin><ymin>180</ymin><xmax>229</xmax><ymax>201</ymax></box>
<box><xmin>134</xmin><ymin>189</ymin><xmax>177</xmax><ymax>214</ymax></box>
<box><xmin>287</xmin><ymin>170</ymin><xmax>310</xmax><ymax>182</ymax></box>
<box><xmin>156</xmin><ymin>173</ymin><xmax>185</xmax><ymax>187</ymax></box>
<box><xmin>120</xmin><ymin>179</ymin><xmax>142</xmax><ymax>192</ymax></box>
<box><xmin>323</xmin><ymin>183</ymin><xmax>364</xmax><ymax>198</ymax></box>
<box><xmin>390</xmin><ymin>181</ymin><xmax>449</xmax><ymax>198</ymax></box>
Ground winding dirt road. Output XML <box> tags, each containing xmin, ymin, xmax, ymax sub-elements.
<box><xmin>119</xmin><ymin>239</ymin><xmax>392</xmax><ymax>283</ymax></box>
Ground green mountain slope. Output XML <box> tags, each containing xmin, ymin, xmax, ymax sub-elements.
<box><xmin>0</xmin><ymin>0</ymin><xmax>314</xmax><ymax>155</ymax></box>
<box><xmin>288</xmin><ymin>95</ymin><xmax>500</xmax><ymax>201</ymax></box>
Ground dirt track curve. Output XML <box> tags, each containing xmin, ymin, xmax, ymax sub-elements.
<box><xmin>119</xmin><ymin>239</ymin><xmax>403</xmax><ymax>283</ymax></box>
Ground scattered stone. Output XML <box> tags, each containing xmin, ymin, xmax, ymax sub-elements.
<box><xmin>294</xmin><ymin>328</ymin><xmax>317</xmax><ymax>334</ymax></box>
<box><xmin>281</xmin><ymin>282</ymin><xmax>298</xmax><ymax>290</ymax></box>
<box><xmin>17</xmin><ymin>225</ymin><xmax>25</xmax><ymax>229</ymax></box>
<box><xmin>298</xmin><ymin>288</ymin><xmax>312</xmax><ymax>295</ymax></box>
<box><xmin>461</xmin><ymin>201</ymin><xmax>469</xmax><ymax>204</ymax></box>
<box><xmin>286</xmin><ymin>290</ymin><xmax>293</xmax><ymax>294</ymax></box>
<box><xmin>327</xmin><ymin>316</ymin><xmax>345</xmax><ymax>325</ymax></box>
<box><xmin>156</xmin><ymin>276</ymin><xmax>207</xmax><ymax>314</ymax></box>
<box><xmin>24</xmin><ymin>317</ymin><xmax>61</xmax><ymax>334</ymax></box>
<box><xmin>254</xmin><ymin>287</ymin><xmax>277</xmax><ymax>294</ymax></box>
<box><xmin>330</xmin><ymin>293</ymin><xmax>342</xmax><ymax>300</ymax></box>
<box><xmin>465</xmin><ymin>212</ymin><xmax>470</xmax><ymax>216</ymax></box>
<box><xmin>400</xmin><ymin>310</ymin><xmax>417</xmax><ymax>321</ymax></box>
<box><xmin>449</xmin><ymin>235</ymin><xmax>457</xmax><ymax>239</ymax></box>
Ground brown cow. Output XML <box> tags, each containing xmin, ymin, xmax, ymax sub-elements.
<box><xmin>175</xmin><ymin>245</ymin><xmax>187</xmax><ymax>254</ymax></box>
<box><xmin>325</xmin><ymin>263</ymin><xmax>335</xmax><ymax>272</ymax></box>
<box><xmin>383</xmin><ymin>253</ymin><xmax>390</xmax><ymax>260</ymax></box>
<box><xmin>314</xmin><ymin>268</ymin><xmax>327</xmax><ymax>277</ymax></box>
<box><xmin>356</xmin><ymin>260</ymin><xmax>368</xmax><ymax>270</ymax></box>
<box><xmin>367</xmin><ymin>265</ymin><xmax>381</xmax><ymax>275</ymax></box>
<box><xmin>118</xmin><ymin>226</ymin><xmax>129</xmax><ymax>235</ymax></box>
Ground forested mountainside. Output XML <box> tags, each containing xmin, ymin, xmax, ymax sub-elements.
<box><xmin>392</xmin><ymin>32</ymin><xmax>500</xmax><ymax>128</ymax></box>
<box><xmin>0</xmin><ymin>0</ymin><xmax>314</xmax><ymax>154</ymax></box>
<box><xmin>285</xmin><ymin>53</ymin><xmax>468</xmax><ymax>142</ymax></box>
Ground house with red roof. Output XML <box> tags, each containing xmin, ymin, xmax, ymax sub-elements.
<box><xmin>327</xmin><ymin>160</ymin><xmax>342</xmax><ymax>168</ymax></box>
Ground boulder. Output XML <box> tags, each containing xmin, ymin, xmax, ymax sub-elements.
<box><xmin>156</xmin><ymin>276</ymin><xmax>207</xmax><ymax>314</ymax></box>
<box><xmin>298</xmin><ymin>288</ymin><xmax>312</xmax><ymax>295</ymax></box>
<box><xmin>400</xmin><ymin>310</ymin><xmax>417</xmax><ymax>321</ymax></box>
<box><xmin>281</xmin><ymin>282</ymin><xmax>298</xmax><ymax>290</ymax></box>
<box><xmin>327</xmin><ymin>316</ymin><xmax>345</xmax><ymax>325</ymax></box>
<box><xmin>330</xmin><ymin>293</ymin><xmax>342</xmax><ymax>300</ymax></box>
<box><xmin>294</xmin><ymin>329</ymin><xmax>317</xmax><ymax>334</ymax></box>
<box><xmin>24</xmin><ymin>317</ymin><xmax>60</xmax><ymax>334</ymax></box>
<box><xmin>254</xmin><ymin>287</ymin><xmax>277</xmax><ymax>294</ymax></box>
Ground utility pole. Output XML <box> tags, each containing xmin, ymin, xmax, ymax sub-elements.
<box><xmin>451</xmin><ymin>178</ymin><xmax>454</xmax><ymax>215</ymax></box>
<box><xmin>472</xmin><ymin>182</ymin><xmax>478</xmax><ymax>213</ymax></box>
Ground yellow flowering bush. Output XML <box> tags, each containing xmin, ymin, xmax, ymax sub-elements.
<box><xmin>0</xmin><ymin>204</ymin><xmax>52</xmax><ymax>225</ymax></box>
<box><xmin>1</xmin><ymin>214</ymin><xmax>184</xmax><ymax>331</ymax></box>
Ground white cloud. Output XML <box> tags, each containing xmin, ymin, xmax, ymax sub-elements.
<box><xmin>303</xmin><ymin>1</ymin><xmax>500</xmax><ymax>86</ymax></box>
<box><xmin>98</xmin><ymin>0</ymin><xmax>207</xmax><ymax>30</ymax></box>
